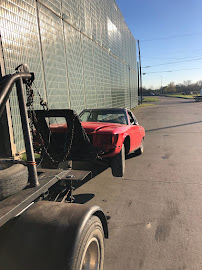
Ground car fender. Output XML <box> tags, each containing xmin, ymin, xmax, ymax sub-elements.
<box><xmin>122</xmin><ymin>132</ymin><xmax>130</xmax><ymax>141</ymax></box>
<box><xmin>110</xmin><ymin>132</ymin><xmax>129</xmax><ymax>155</ymax></box>
<box><xmin>114</xmin><ymin>132</ymin><xmax>125</xmax><ymax>153</ymax></box>
<box><xmin>122</xmin><ymin>133</ymin><xmax>131</xmax><ymax>154</ymax></box>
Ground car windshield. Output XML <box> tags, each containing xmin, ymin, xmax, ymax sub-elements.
<box><xmin>79</xmin><ymin>110</ymin><xmax>127</xmax><ymax>124</ymax></box>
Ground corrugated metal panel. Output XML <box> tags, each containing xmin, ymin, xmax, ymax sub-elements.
<box><xmin>0</xmin><ymin>0</ymin><xmax>138</xmax><ymax>154</ymax></box>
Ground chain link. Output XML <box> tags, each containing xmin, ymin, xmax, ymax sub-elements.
<box><xmin>26</xmin><ymin>83</ymin><xmax>77</xmax><ymax>165</ymax></box>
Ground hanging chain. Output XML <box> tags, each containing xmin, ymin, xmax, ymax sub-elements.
<box><xmin>25</xmin><ymin>83</ymin><xmax>57</xmax><ymax>164</ymax></box>
<box><xmin>33</xmin><ymin>82</ymin><xmax>48</xmax><ymax>110</ymax></box>
<box><xmin>63</xmin><ymin>118</ymin><xmax>75</xmax><ymax>162</ymax></box>
<box><xmin>26</xmin><ymin>83</ymin><xmax>35</xmax><ymax>141</ymax></box>
<box><xmin>26</xmin><ymin>82</ymin><xmax>75</xmax><ymax>165</ymax></box>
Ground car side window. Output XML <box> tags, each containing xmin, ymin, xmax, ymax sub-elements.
<box><xmin>128</xmin><ymin>111</ymin><xmax>138</xmax><ymax>125</ymax></box>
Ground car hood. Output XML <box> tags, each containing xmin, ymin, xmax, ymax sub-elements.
<box><xmin>81</xmin><ymin>122</ymin><xmax>125</xmax><ymax>133</ymax></box>
<box><xmin>49</xmin><ymin>121</ymin><xmax>128</xmax><ymax>134</ymax></box>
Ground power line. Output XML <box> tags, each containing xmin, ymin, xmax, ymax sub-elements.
<box><xmin>142</xmin><ymin>55</ymin><xmax>202</xmax><ymax>61</ymax></box>
<box><xmin>142</xmin><ymin>57</ymin><xmax>202</xmax><ymax>68</ymax></box>
<box><xmin>142</xmin><ymin>48</ymin><xmax>202</xmax><ymax>59</ymax></box>
<box><xmin>143</xmin><ymin>67</ymin><xmax>202</xmax><ymax>74</ymax></box>
<box><xmin>140</xmin><ymin>32</ymin><xmax>202</xmax><ymax>42</ymax></box>
<box><xmin>143</xmin><ymin>71</ymin><xmax>172</xmax><ymax>75</ymax></box>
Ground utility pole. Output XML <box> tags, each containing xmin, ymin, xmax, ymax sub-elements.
<box><xmin>137</xmin><ymin>40</ymin><xmax>142</xmax><ymax>104</ymax></box>
<box><xmin>161</xmin><ymin>75</ymin><xmax>162</xmax><ymax>95</ymax></box>
<box><xmin>137</xmin><ymin>62</ymin><xmax>140</xmax><ymax>98</ymax></box>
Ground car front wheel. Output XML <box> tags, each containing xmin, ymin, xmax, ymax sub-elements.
<box><xmin>136</xmin><ymin>140</ymin><xmax>144</xmax><ymax>156</ymax></box>
<box><xmin>111</xmin><ymin>144</ymin><xmax>125</xmax><ymax>177</ymax></box>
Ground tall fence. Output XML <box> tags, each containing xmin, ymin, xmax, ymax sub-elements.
<box><xmin>0</xmin><ymin>0</ymin><xmax>138</xmax><ymax>153</ymax></box>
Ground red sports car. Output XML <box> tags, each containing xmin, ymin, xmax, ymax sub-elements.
<box><xmin>79</xmin><ymin>108</ymin><xmax>145</xmax><ymax>177</ymax></box>
<box><xmin>33</xmin><ymin>108</ymin><xmax>145</xmax><ymax>177</ymax></box>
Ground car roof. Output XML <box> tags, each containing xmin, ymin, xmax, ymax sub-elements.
<box><xmin>81</xmin><ymin>108</ymin><xmax>128</xmax><ymax>112</ymax></box>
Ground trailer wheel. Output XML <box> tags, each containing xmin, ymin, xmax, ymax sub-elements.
<box><xmin>0</xmin><ymin>164</ymin><xmax>28</xmax><ymax>201</ymax></box>
<box><xmin>72</xmin><ymin>215</ymin><xmax>104</xmax><ymax>270</ymax></box>
<box><xmin>111</xmin><ymin>144</ymin><xmax>125</xmax><ymax>177</ymax></box>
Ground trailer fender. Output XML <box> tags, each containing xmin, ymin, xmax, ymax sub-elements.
<box><xmin>0</xmin><ymin>201</ymin><xmax>108</xmax><ymax>270</ymax></box>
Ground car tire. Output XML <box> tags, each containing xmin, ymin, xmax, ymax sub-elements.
<box><xmin>0</xmin><ymin>163</ymin><xmax>28</xmax><ymax>201</ymax></box>
<box><xmin>136</xmin><ymin>140</ymin><xmax>144</xmax><ymax>156</ymax></box>
<box><xmin>71</xmin><ymin>215</ymin><xmax>104</xmax><ymax>270</ymax></box>
<box><xmin>111</xmin><ymin>144</ymin><xmax>125</xmax><ymax>177</ymax></box>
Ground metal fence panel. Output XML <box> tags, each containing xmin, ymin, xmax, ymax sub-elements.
<box><xmin>0</xmin><ymin>0</ymin><xmax>45</xmax><ymax>152</ymax></box>
<box><xmin>0</xmin><ymin>0</ymin><xmax>138</xmax><ymax>154</ymax></box>
<box><xmin>63</xmin><ymin>23</ymin><xmax>85</xmax><ymax>112</ymax></box>
<box><xmin>38</xmin><ymin>2</ymin><xmax>69</xmax><ymax>110</ymax></box>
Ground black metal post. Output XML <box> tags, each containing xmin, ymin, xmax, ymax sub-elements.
<box><xmin>137</xmin><ymin>62</ymin><xmax>140</xmax><ymax>98</ymax></box>
<box><xmin>16</xmin><ymin>77</ymin><xmax>39</xmax><ymax>187</ymax></box>
<box><xmin>137</xmin><ymin>40</ymin><xmax>143</xmax><ymax>104</ymax></box>
<box><xmin>128</xmin><ymin>66</ymin><xmax>131</xmax><ymax>109</ymax></box>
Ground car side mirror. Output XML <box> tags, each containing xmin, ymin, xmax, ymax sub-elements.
<box><xmin>130</xmin><ymin>118</ymin><xmax>137</xmax><ymax>125</ymax></box>
<box><xmin>130</xmin><ymin>118</ymin><xmax>134</xmax><ymax>124</ymax></box>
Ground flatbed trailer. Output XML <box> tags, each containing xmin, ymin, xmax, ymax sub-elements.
<box><xmin>0</xmin><ymin>65</ymin><xmax>108</xmax><ymax>270</ymax></box>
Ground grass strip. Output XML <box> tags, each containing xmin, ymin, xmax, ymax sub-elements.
<box><xmin>164</xmin><ymin>94</ymin><xmax>196</xmax><ymax>99</ymax></box>
<box><xmin>132</xmin><ymin>103</ymin><xmax>155</xmax><ymax>111</ymax></box>
<box><xmin>21</xmin><ymin>153</ymin><xmax>41</xmax><ymax>162</ymax></box>
<box><xmin>142</xmin><ymin>97</ymin><xmax>160</xmax><ymax>102</ymax></box>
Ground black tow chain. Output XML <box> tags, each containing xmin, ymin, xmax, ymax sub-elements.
<box><xmin>26</xmin><ymin>83</ymin><xmax>76</xmax><ymax>165</ymax></box>
<box><xmin>33</xmin><ymin>82</ymin><xmax>48</xmax><ymax>110</ymax></box>
<box><xmin>26</xmin><ymin>83</ymin><xmax>56</xmax><ymax>164</ymax></box>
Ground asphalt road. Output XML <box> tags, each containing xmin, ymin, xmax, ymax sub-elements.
<box><xmin>73</xmin><ymin>96</ymin><xmax>202</xmax><ymax>270</ymax></box>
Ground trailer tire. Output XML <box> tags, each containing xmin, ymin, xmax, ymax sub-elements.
<box><xmin>111</xmin><ymin>144</ymin><xmax>125</xmax><ymax>177</ymax></box>
<box><xmin>0</xmin><ymin>164</ymin><xmax>28</xmax><ymax>201</ymax></box>
<box><xmin>71</xmin><ymin>215</ymin><xmax>104</xmax><ymax>270</ymax></box>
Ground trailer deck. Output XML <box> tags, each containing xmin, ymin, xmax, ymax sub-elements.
<box><xmin>0</xmin><ymin>168</ymin><xmax>91</xmax><ymax>227</ymax></box>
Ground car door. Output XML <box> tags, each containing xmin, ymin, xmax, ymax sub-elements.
<box><xmin>127</xmin><ymin>110</ymin><xmax>142</xmax><ymax>151</ymax></box>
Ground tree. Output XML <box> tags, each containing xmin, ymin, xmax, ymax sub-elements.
<box><xmin>164</xmin><ymin>82</ymin><xmax>176</xmax><ymax>94</ymax></box>
<box><xmin>183</xmin><ymin>80</ymin><xmax>192</xmax><ymax>86</ymax></box>
<box><xmin>197</xmin><ymin>80</ymin><xmax>202</xmax><ymax>87</ymax></box>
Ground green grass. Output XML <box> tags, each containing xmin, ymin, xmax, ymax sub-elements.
<box><xmin>142</xmin><ymin>97</ymin><xmax>160</xmax><ymax>102</ymax></box>
<box><xmin>165</xmin><ymin>94</ymin><xmax>197</xmax><ymax>99</ymax></box>
<box><xmin>132</xmin><ymin>103</ymin><xmax>155</xmax><ymax>111</ymax></box>
<box><xmin>21</xmin><ymin>153</ymin><xmax>41</xmax><ymax>162</ymax></box>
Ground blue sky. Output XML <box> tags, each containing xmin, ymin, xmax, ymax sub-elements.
<box><xmin>116</xmin><ymin>0</ymin><xmax>202</xmax><ymax>89</ymax></box>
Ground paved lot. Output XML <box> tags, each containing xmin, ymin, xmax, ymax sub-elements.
<box><xmin>73</xmin><ymin>96</ymin><xmax>202</xmax><ymax>270</ymax></box>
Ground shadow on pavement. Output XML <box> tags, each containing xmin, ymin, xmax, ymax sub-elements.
<box><xmin>146</xmin><ymin>120</ymin><xmax>202</xmax><ymax>133</ymax></box>
<box><xmin>70</xmin><ymin>160</ymin><xmax>109</xmax><ymax>190</ymax></box>
<box><xmin>126</xmin><ymin>151</ymin><xmax>140</xmax><ymax>160</ymax></box>
<box><xmin>157</xmin><ymin>100</ymin><xmax>196</xmax><ymax>105</ymax></box>
<box><xmin>73</xmin><ymin>193</ymin><xmax>95</xmax><ymax>204</ymax></box>
<box><xmin>72</xmin><ymin>160</ymin><xmax>109</xmax><ymax>178</ymax></box>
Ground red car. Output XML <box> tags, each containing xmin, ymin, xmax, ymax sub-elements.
<box><xmin>79</xmin><ymin>108</ymin><xmax>145</xmax><ymax>177</ymax></box>
<box><xmin>33</xmin><ymin>108</ymin><xmax>145</xmax><ymax>177</ymax></box>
